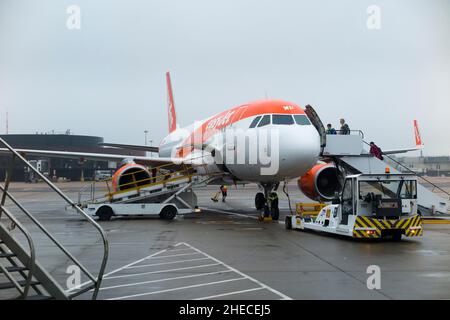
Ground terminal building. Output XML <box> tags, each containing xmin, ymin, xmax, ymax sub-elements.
<box><xmin>0</xmin><ymin>134</ymin><xmax>145</xmax><ymax>182</ymax></box>
<box><xmin>387</xmin><ymin>155</ymin><xmax>450</xmax><ymax>177</ymax></box>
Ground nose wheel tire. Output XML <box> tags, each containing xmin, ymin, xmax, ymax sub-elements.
<box><xmin>270</xmin><ymin>206</ymin><xmax>279</xmax><ymax>220</ymax></box>
<box><xmin>255</xmin><ymin>192</ymin><xmax>265</xmax><ymax>210</ymax></box>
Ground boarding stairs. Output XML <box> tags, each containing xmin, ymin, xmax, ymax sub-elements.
<box><xmin>0</xmin><ymin>137</ymin><xmax>108</xmax><ymax>300</ymax></box>
<box><xmin>322</xmin><ymin>133</ymin><xmax>450</xmax><ymax>215</ymax></box>
<box><xmin>77</xmin><ymin>163</ymin><xmax>216</xmax><ymax>209</ymax></box>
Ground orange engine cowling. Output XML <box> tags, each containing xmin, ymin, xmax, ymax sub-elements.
<box><xmin>111</xmin><ymin>163</ymin><xmax>151</xmax><ymax>192</ymax></box>
<box><xmin>298</xmin><ymin>163</ymin><xmax>341</xmax><ymax>201</ymax></box>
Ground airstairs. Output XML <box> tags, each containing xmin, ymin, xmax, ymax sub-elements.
<box><xmin>0</xmin><ymin>137</ymin><xmax>108</xmax><ymax>300</ymax></box>
<box><xmin>323</xmin><ymin>133</ymin><xmax>450</xmax><ymax>215</ymax></box>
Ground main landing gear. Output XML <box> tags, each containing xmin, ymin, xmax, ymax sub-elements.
<box><xmin>255</xmin><ymin>183</ymin><xmax>279</xmax><ymax>221</ymax></box>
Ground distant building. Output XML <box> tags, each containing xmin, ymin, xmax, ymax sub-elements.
<box><xmin>387</xmin><ymin>155</ymin><xmax>450</xmax><ymax>177</ymax></box>
<box><xmin>0</xmin><ymin>134</ymin><xmax>145</xmax><ymax>182</ymax></box>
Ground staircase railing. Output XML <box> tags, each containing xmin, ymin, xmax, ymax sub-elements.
<box><xmin>0</xmin><ymin>205</ymin><xmax>35</xmax><ymax>299</ymax></box>
<box><xmin>0</xmin><ymin>137</ymin><xmax>109</xmax><ymax>299</ymax></box>
<box><xmin>362</xmin><ymin>140</ymin><xmax>450</xmax><ymax>198</ymax></box>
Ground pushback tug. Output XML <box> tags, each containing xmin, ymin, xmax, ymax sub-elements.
<box><xmin>286</xmin><ymin>171</ymin><xmax>423</xmax><ymax>241</ymax></box>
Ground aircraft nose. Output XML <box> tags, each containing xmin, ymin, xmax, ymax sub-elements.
<box><xmin>277</xmin><ymin>125</ymin><xmax>321</xmax><ymax>178</ymax></box>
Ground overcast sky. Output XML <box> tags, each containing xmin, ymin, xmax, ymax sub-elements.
<box><xmin>0</xmin><ymin>0</ymin><xmax>449</xmax><ymax>155</ymax></box>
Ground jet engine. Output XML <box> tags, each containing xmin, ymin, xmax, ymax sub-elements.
<box><xmin>111</xmin><ymin>163</ymin><xmax>151</xmax><ymax>192</ymax></box>
<box><xmin>298</xmin><ymin>163</ymin><xmax>342</xmax><ymax>201</ymax></box>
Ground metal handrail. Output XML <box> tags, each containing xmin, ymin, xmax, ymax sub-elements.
<box><xmin>383</xmin><ymin>153</ymin><xmax>450</xmax><ymax>197</ymax></box>
<box><xmin>78</xmin><ymin>162</ymin><xmax>217</xmax><ymax>205</ymax></box>
<box><xmin>77</xmin><ymin>182</ymin><xmax>96</xmax><ymax>204</ymax></box>
<box><xmin>0</xmin><ymin>137</ymin><xmax>109</xmax><ymax>300</ymax></box>
<box><xmin>0</xmin><ymin>205</ymin><xmax>36</xmax><ymax>299</ymax></box>
<box><xmin>333</xmin><ymin>129</ymin><xmax>365</xmax><ymax>139</ymax></box>
<box><xmin>362</xmin><ymin>140</ymin><xmax>450</xmax><ymax>198</ymax></box>
<box><xmin>114</xmin><ymin>167</ymin><xmax>193</xmax><ymax>190</ymax></box>
<box><xmin>0</xmin><ymin>185</ymin><xmax>98</xmax><ymax>289</ymax></box>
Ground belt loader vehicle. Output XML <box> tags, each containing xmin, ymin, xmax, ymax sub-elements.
<box><xmin>286</xmin><ymin>172</ymin><xmax>423</xmax><ymax>241</ymax></box>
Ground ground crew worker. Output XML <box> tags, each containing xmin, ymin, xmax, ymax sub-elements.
<box><xmin>339</xmin><ymin>118</ymin><xmax>350</xmax><ymax>135</ymax></box>
<box><xmin>220</xmin><ymin>185</ymin><xmax>228</xmax><ymax>202</ymax></box>
<box><xmin>369</xmin><ymin>141</ymin><xmax>384</xmax><ymax>160</ymax></box>
<box><xmin>267</xmin><ymin>192</ymin><xmax>278</xmax><ymax>207</ymax></box>
<box><xmin>326</xmin><ymin>124</ymin><xmax>337</xmax><ymax>135</ymax></box>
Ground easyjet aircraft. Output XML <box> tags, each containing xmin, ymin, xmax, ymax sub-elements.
<box><xmin>0</xmin><ymin>72</ymin><xmax>422</xmax><ymax>220</ymax></box>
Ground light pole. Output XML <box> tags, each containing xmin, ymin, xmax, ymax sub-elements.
<box><xmin>144</xmin><ymin>130</ymin><xmax>148</xmax><ymax>146</ymax></box>
<box><xmin>149</xmin><ymin>140</ymin><xmax>153</xmax><ymax>156</ymax></box>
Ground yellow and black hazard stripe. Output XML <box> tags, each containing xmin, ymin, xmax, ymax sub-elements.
<box><xmin>353</xmin><ymin>216</ymin><xmax>381</xmax><ymax>238</ymax></box>
<box><xmin>353</xmin><ymin>215</ymin><xmax>423</xmax><ymax>238</ymax></box>
<box><xmin>404</xmin><ymin>215</ymin><xmax>423</xmax><ymax>237</ymax></box>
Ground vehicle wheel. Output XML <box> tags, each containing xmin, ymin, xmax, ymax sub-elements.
<box><xmin>97</xmin><ymin>206</ymin><xmax>113</xmax><ymax>221</ymax></box>
<box><xmin>285</xmin><ymin>216</ymin><xmax>292</xmax><ymax>230</ymax></box>
<box><xmin>255</xmin><ymin>193</ymin><xmax>265</xmax><ymax>210</ymax></box>
<box><xmin>392</xmin><ymin>232</ymin><xmax>402</xmax><ymax>242</ymax></box>
<box><xmin>160</xmin><ymin>205</ymin><xmax>177</xmax><ymax>220</ymax></box>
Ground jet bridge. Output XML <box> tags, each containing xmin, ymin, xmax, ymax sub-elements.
<box><xmin>322</xmin><ymin>133</ymin><xmax>450</xmax><ymax>215</ymax></box>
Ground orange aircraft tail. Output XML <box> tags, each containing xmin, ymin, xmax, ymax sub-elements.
<box><xmin>166</xmin><ymin>71</ymin><xmax>177</xmax><ymax>133</ymax></box>
<box><xmin>413</xmin><ymin>120</ymin><xmax>423</xmax><ymax>147</ymax></box>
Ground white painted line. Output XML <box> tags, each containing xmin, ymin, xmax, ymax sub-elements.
<box><xmin>147</xmin><ymin>252</ymin><xmax>201</xmax><ymax>259</ymax></box>
<box><xmin>194</xmin><ymin>287</ymin><xmax>264</xmax><ymax>300</ymax></box>
<box><xmin>201</xmin><ymin>207</ymin><xmax>259</xmax><ymax>220</ymax></box>
<box><xmin>180</xmin><ymin>242</ymin><xmax>292</xmax><ymax>300</ymax></box>
<box><xmin>107</xmin><ymin>277</ymin><xmax>246</xmax><ymax>300</ymax></box>
<box><xmin>98</xmin><ymin>270</ymin><xmax>233</xmax><ymax>291</ymax></box>
<box><xmin>161</xmin><ymin>248</ymin><xmax>194</xmax><ymax>253</ymax></box>
<box><xmin>104</xmin><ymin>263</ymin><xmax>221</xmax><ymax>280</ymax></box>
<box><xmin>126</xmin><ymin>257</ymin><xmax>210</xmax><ymax>269</ymax></box>
<box><xmin>66</xmin><ymin>246</ymin><xmax>170</xmax><ymax>293</ymax></box>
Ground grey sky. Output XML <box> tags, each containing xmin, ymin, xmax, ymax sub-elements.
<box><xmin>0</xmin><ymin>0</ymin><xmax>449</xmax><ymax>155</ymax></box>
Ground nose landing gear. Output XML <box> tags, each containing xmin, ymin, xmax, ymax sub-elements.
<box><xmin>255</xmin><ymin>183</ymin><xmax>280</xmax><ymax>221</ymax></box>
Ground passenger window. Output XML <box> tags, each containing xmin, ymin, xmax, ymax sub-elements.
<box><xmin>257</xmin><ymin>115</ymin><xmax>271</xmax><ymax>127</ymax></box>
<box><xmin>272</xmin><ymin>115</ymin><xmax>294</xmax><ymax>125</ymax></box>
<box><xmin>249</xmin><ymin>116</ymin><xmax>262</xmax><ymax>128</ymax></box>
<box><xmin>293</xmin><ymin>115</ymin><xmax>311</xmax><ymax>125</ymax></box>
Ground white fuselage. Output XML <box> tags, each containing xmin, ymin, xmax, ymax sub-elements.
<box><xmin>159</xmin><ymin>103</ymin><xmax>321</xmax><ymax>183</ymax></box>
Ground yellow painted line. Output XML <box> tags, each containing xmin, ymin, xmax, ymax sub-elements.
<box><xmin>422</xmin><ymin>219</ymin><xmax>450</xmax><ymax>225</ymax></box>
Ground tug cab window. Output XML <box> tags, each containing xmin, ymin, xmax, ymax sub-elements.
<box><xmin>293</xmin><ymin>115</ymin><xmax>311</xmax><ymax>125</ymax></box>
<box><xmin>257</xmin><ymin>115</ymin><xmax>271</xmax><ymax>127</ymax></box>
<box><xmin>341</xmin><ymin>179</ymin><xmax>354</xmax><ymax>225</ymax></box>
<box><xmin>249</xmin><ymin>116</ymin><xmax>262</xmax><ymax>128</ymax></box>
<box><xmin>272</xmin><ymin>114</ymin><xmax>294</xmax><ymax>125</ymax></box>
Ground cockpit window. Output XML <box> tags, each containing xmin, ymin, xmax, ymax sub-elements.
<box><xmin>293</xmin><ymin>114</ymin><xmax>311</xmax><ymax>125</ymax></box>
<box><xmin>249</xmin><ymin>116</ymin><xmax>262</xmax><ymax>128</ymax></box>
<box><xmin>273</xmin><ymin>114</ymin><xmax>294</xmax><ymax>125</ymax></box>
<box><xmin>257</xmin><ymin>115</ymin><xmax>271</xmax><ymax>127</ymax></box>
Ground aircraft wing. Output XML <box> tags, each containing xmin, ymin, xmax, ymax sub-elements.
<box><xmin>382</xmin><ymin>147</ymin><xmax>419</xmax><ymax>155</ymax></box>
<box><xmin>0</xmin><ymin>148</ymin><xmax>183</xmax><ymax>168</ymax></box>
<box><xmin>98</xmin><ymin>143</ymin><xmax>159</xmax><ymax>153</ymax></box>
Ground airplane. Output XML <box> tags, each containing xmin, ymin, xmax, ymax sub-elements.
<box><xmin>0</xmin><ymin>72</ymin><xmax>423</xmax><ymax>220</ymax></box>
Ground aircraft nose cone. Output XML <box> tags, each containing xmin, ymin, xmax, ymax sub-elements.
<box><xmin>277</xmin><ymin>125</ymin><xmax>320</xmax><ymax>178</ymax></box>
